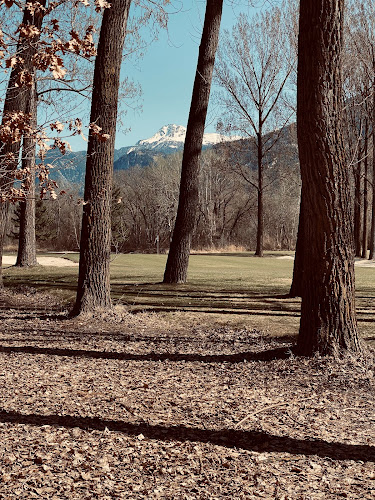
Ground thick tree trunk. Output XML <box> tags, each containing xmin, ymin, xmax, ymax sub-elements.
<box><xmin>296</xmin><ymin>0</ymin><xmax>361</xmax><ymax>356</ymax></box>
<box><xmin>16</xmin><ymin>82</ymin><xmax>38</xmax><ymax>268</ymax></box>
<box><xmin>361</xmin><ymin>121</ymin><xmax>369</xmax><ymax>259</ymax></box>
<box><xmin>0</xmin><ymin>1</ymin><xmax>45</xmax><ymax>283</ymax></box>
<box><xmin>289</xmin><ymin>191</ymin><xmax>305</xmax><ymax>297</ymax></box>
<box><xmin>369</xmin><ymin>158</ymin><xmax>375</xmax><ymax>259</ymax></box>
<box><xmin>255</xmin><ymin>131</ymin><xmax>264</xmax><ymax>257</ymax></box>
<box><xmin>369</xmin><ymin>76</ymin><xmax>375</xmax><ymax>260</ymax></box>
<box><xmin>163</xmin><ymin>0</ymin><xmax>224</xmax><ymax>284</ymax></box>
<box><xmin>73</xmin><ymin>0</ymin><xmax>131</xmax><ymax>315</ymax></box>
<box><xmin>354</xmin><ymin>146</ymin><xmax>362</xmax><ymax>257</ymax></box>
<box><xmin>370</xmin><ymin>152</ymin><xmax>375</xmax><ymax>259</ymax></box>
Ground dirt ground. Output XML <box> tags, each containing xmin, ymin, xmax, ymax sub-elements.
<box><xmin>0</xmin><ymin>288</ymin><xmax>374</xmax><ymax>499</ymax></box>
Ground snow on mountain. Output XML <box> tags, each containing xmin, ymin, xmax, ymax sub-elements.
<box><xmin>135</xmin><ymin>124</ymin><xmax>241</xmax><ymax>153</ymax></box>
<box><xmin>202</xmin><ymin>132</ymin><xmax>242</xmax><ymax>145</ymax></box>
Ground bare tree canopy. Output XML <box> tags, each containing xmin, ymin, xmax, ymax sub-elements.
<box><xmin>214</xmin><ymin>3</ymin><xmax>295</xmax><ymax>256</ymax></box>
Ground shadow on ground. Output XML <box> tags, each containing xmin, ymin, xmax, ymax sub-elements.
<box><xmin>0</xmin><ymin>345</ymin><xmax>293</xmax><ymax>363</ymax></box>
<box><xmin>0</xmin><ymin>409</ymin><xmax>373</xmax><ymax>462</ymax></box>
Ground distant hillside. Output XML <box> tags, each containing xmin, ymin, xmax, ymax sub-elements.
<box><xmin>41</xmin><ymin>123</ymin><xmax>295</xmax><ymax>187</ymax></box>
<box><xmin>113</xmin><ymin>149</ymin><xmax>164</xmax><ymax>172</ymax></box>
<box><xmin>212</xmin><ymin>123</ymin><xmax>298</xmax><ymax>172</ymax></box>
<box><xmin>43</xmin><ymin>147</ymin><xmax>166</xmax><ymax>186</ymax></box>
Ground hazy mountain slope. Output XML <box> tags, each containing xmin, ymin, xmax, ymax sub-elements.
<box><xmin>42</xmin><ymin>124</ymin><xmax>294</xmax><ymax>186</ymax></box>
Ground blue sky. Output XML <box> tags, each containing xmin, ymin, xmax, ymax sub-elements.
<box><xmin>117</xmin><ymin>1</ymin><xmax>260</xmax><ymax>147</ymax></box>
<box><xmin>70</xmin><ymin>0</ymin><xmax>261</xmax><ymax>151</ymax></box>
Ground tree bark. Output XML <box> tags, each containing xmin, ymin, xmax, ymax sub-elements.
<box><xmin>296</xmin><ymin>0</ymin><xmax>361</xmax><ymax>356</ymax></box>
<box><xmin>369</xmin><ymin>76</ymin><xmax>375</xmax><ymax>260</ymax></box>
<box><xmin>289</xmin><ymin>191</ymin><xmax>305</xmax><ymax>297</ymax></box>
<box><xmin>0</xmin><ymin>1</ymin><xmax>45</xmax><ymax>283</ymax></box>
<box><xmin>163</xmin><ymin>0</ymin><xmax>224</xmax><ymax>283</ymax></box>
<box><xmin>73</xmin><ymin>0</ymin><xmax>131</xmax><ymax>315</ymax></box>
<box><xmin>255</xmin><ymin>130</ymin><xmax>264</xmax><ymax>257</ymax></box>
<box><xmin>354</xmin><ymin>144</ymin><xmax>362</xmax><ymax>257</ymax></box>
<box><xmin>361</xmin><ymin>119</ymin><xmax>369</xmax><ymax>259</ymax></box>
<box><xmin>16</xmin><ymin>82</ymin><xmax>38</xmax><ymax>267</ymax></box>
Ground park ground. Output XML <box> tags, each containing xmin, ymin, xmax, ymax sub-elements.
<box><xmin>0</xmin><ymin>252</ymin><xmax>374</xmax><ymax>498</ymax></box>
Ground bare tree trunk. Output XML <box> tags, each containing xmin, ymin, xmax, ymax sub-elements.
<box><xmin>163</xmin><ymin>0</ymin><xmax>224</xmax><ymax>284</ymax></box>
<box><xmin>255</xmin><ymin>130</ymin><xmax>264</xmax><ymax>257</ymax></box>
<box><xmin>354</xmin><ymin>145</ymin><xmax>362</xmax><ymax>257</ymax></box>
<box><xmin>73</xmin><ymin>0</ymin><xmax>131</xmax><ymax>315</ymax></box>
<box><xmin>369</xmin><ymin>76</ymin><xmax>375</xmax><ymax>260</ymax></box>
<box><xmin>16</xmin><ymin>82</ymin><xmax>38</xmax><ymax>267</ymax></box>
<box><xmin>361</xmin><ymin>120</ymin><xmax>369</xmax><ymax>259</ymax></box>
<box><xmin>296</xmin><ymin>0</ymin><xmax>361</xmax><ymax>356</ymax></box>
<box><xmin>289</xmin><ymin>191</ymin><xmax>304</xmax><ymax>297</ymax></box>
<box><xmin>0</xmin><ymin>1</ymin><xmax>45</xmax><ymax>283</ymax></box>
<box><xmin>370</xmin><ymin>151</ymin><xmax>375</xmax><ymax>259</ymax></box>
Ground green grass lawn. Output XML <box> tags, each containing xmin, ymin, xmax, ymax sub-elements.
<box><xmin>3</xmin><ymin>251</ymin><xmax>375</xmax><ymax>343</ymax></box>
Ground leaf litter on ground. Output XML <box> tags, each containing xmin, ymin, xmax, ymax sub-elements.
<box><xmin>0</xmin><ymin>288</ymin><xmax>374</xmax><ymax>499</ymax></box>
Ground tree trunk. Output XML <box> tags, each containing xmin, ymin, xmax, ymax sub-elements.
<box><xmin>73</xmin><ymin>0</ymin><xmax>132</xmax><ymax>315</ymax></box>
<box><xmin>255</xmin><ymin>131</ymin><xmax>264</xmax><ymax>256</ymax></box>
<box><xmin>361</xmin><ymin>120</ymin><xmax>369</xmax><ymax>259</ymax></box>
<box><xmin>0</xmin><ymin>1</ymin><xmax>45</xmax><ymax>283</ymax></box>
<box><xmin>296</xmin><ymin>0</ymin><xmax>361</xmax><ymax>356</ymax></box>
<box><xmin>369</xmin><ymin>76</ymin><xmax>375</xmax><ymax>260</ymax></box>
<box><xmin>370</xmin><ymin>149</ymin><xmax>375</xmax><ymax>259</ymax></box>
<box><xmin>289</xmin><ymin>191</ymin><xmax>305</xmax><ymax>297</ymax></box>
<box><xmin>16</xmin><ymin>82</ymin><xmax>38</xmax><ymax>267</ymax></box>
<box><xmin>163</xmin><ymin>0</ymin><xmax>224</xmax><ymax>284</ymax></box>
<box><xmin>354</xmin><ymin>145</ymin><xmax>362</xmax><ymax>257</ymax></box>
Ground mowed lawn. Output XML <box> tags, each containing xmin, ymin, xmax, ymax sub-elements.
<box><xmin>3</xmin><ymin>251</ymin><xmax>375</xmax><ymax>344</ymax></box>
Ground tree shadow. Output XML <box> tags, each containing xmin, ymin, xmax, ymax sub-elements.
<box><xmin>0</xmin><ymin>344</ymin><xmax>293</xmax><ymax>362</ymax></box>
<box><xmin>0</xmin><ymin>331</ymin><xmax>292</xmax><ymax>345</ymax></box>
<box><xmin>0</xmin><ymin>409</ymin><xmax>373</xmax><ymax>462</ymax></box>
<box><xmin>4</xmin><ymin>279</ymin><xmax>77</xmax><ymax>292</ymax></box>
<box><xmin>259</xmin><ymin>294</ymin><xmax>297</xmax><ymax>300</ymax></box>
<box><xmin>191</xmin><ymin>252</ymin><xmax>254</xmax><ymax>257</ymax></box>
<box><xmin>129</xmin><ymin>306</ymin><xmax>300</xmax><ymax>317</ymax></box>
<box><xmin>0</xmin><ymin>312</ymin><xmax>69</xmax><ymax>321</ymax></box>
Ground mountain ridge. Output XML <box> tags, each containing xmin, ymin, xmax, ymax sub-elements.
<box><xmin>135</xmin><ymin>124</ymin><xmax>241</xmax><ymax>152</ymax></box>
<box><xmin>45</xmin><ymin>124</ymin><xmax>242</xmax><ymax>185</ymax></box>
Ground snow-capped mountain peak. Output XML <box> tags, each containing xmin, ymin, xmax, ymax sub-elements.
<box><xmin>137</xmin><ymin>124</ymin><xmax>186</xmax><ymax>151</ymax></box>
<box><xmin>135</xmin><ymin>124</ymin><xmax>241</xmax><ymax>153</ymax></box>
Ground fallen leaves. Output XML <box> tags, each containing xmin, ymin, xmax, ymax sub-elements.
<box><xmin>0</xmin><ymin>289</ymin><xmax>373</xmax><ymax>498</ymax></box>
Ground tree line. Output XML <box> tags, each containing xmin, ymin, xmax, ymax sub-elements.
<box><xmin>111</xmin><ymin>132</ymin><xmax>300</xmax><ymax>253</ymax></box>
<box><xmin>6</xmin><ymin>126</ymin><xmax>300</xmax><ymax>254</ymax></box>
<box><xmin>0</xmin><ymin>0</ymin><xmax>373</xmax><ymax>357</ymax></box>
